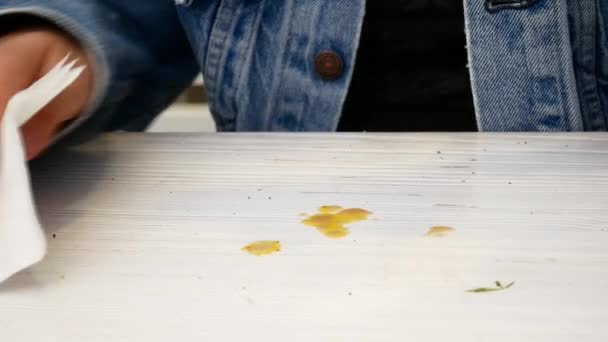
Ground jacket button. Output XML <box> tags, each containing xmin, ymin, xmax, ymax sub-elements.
<box><xmin>315</xmin><ymin>51</ymin><xmax>344</xmax><ymax>80</ymax></box>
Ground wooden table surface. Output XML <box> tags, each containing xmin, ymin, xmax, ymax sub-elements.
<box><xmin>2</xmin><ymin>133</ymin><xmax>608</xmax><ymax>341</ymax></box>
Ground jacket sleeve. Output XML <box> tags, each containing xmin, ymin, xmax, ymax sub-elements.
<box><xmin>0</xmin><ymin>0</ymin><xmax>200</xmax><ymax>141</ymax></box>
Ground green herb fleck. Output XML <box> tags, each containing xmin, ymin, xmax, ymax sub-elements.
<box><xmin>467</xmin><ymin>281</ymin><xmax>515</xmax><ymax>293</ymax></box>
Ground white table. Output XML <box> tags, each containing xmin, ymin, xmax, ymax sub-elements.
<box><xmin>2</xmin><ymin>133</ymin><xmax>608</xmax><ymax>341</ymax></box>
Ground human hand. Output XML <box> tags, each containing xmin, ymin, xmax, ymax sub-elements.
<box><xmin>0</xmin><ymin>28</ymin><xmax>93</xmax><ymax>159</ymax></box>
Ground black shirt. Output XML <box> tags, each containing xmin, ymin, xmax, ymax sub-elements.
<box><xmin>338</xmin><ymin>0</ymin><xmax>477</xmax><ymax>132</ymax></box>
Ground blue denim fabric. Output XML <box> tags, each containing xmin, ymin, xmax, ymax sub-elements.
<box><xmin>567</xmin><ymin>0</ymin><xmax>606</xmax><ymax>130</ymax></box>
<box><xmin>0</xmin><ymin>0</ymin><xmax>606</xmax><ymax>133</ymax></box>
<box><xmin>466</xmin><ymin>0</ymin><xmax>583</xmax><ymax>131</ymax></box>
<box><xmin>176</xmin><ymin>0</ymin><xmax>365</xmax><ymax>131</ymax></box>
<box><xmin>594</xmin><ymin>0</ymin><xmax>608</xmax><ymax>129</ymax></box>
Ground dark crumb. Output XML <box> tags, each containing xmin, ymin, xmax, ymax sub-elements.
<box><xmin>530</xmin><ymin>211</ymin><xmax>534</xmax><ymax>214</ymax></box>
<box><xmin>472</xmin><ymin>172</ymin><xmax>476</xmax><ymax>175</ymax></box>
<box><xmin>257</xmin><ymin>188</ymin><xmax>262</xmax><ymax>191</ymax></box>
<box><xmin>483</xmin><ymin>149</ymin><xmax>487</xmax><ymax>152</ymax></box>
<box><xmin>60</xmin><ymin>275</ymin><xmax>65</xmax><ymax>280</ymax></box>
<box><xmin>268</xmin><ymin>196</ymin><xmax>272</xmax><ymax>200</ymax></box>
<box><xmin>111</xmin><ymin>178</ymin><xmax>115</xmax><ymax>181</ymax></box>
<box><xmin>508</xmin><ymin>181</ymin><xmax>512</xmax><ymax>184</ymax></box>
<box><xmin>524</xmin><ymin>141</ymin><xmax>528</xmax><ymax>144</ymax></box>
<box><xmin>436</xmin><ymin>151</ymin><xmax>441</xmax><ymax>154</ymax></box>
<box><xmin>470</xmin><ymin>158</ymin><xmax>478</xmax><ymax>162</ymax></box>
<box><xmin>247</xmin><ymin>196</ymin><xmax>251</xmax><ymax>199</ymax></box>
<box><xmin>564</xmin><ymin>145</ymin><xmax>569</xmax><ymax>148</ymax></box>
<box><xmin>461</xmin><ymin>180</ymin><xmax>466</xmax><ymax>183</ymax></box>
<box><xmin>348</xmin><ymin>292</ymin><xmax>353</xmax><ymax>296</ymax></box>
<box><xmin>52</xmin><ymin>234</ymin><xmax>56</xmax><ymax>239</ymax></box>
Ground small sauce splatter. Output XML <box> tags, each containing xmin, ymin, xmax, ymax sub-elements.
<box><xmin>425</xmin><ymin>226</ymin><xmax>455</xmax><ymax>237</ymax></box>
<box><xmin>302</xmin><ymin>206</ymin><xmax>372</xmax><ymax>239</ymax></box>
<box><xmin>242</xmin><ymin>241</ymin><xmax>281</xmax><ymax>256</ymax></box>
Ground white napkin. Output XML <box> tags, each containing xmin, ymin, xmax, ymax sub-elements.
<box><xmin>0</xmin><ymin>55</ymin><xmax>85</xmax><ymax>283</ymax></box>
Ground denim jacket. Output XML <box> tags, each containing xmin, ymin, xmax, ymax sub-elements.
<box><xmin>1</xmin><ymin>0</ymin><xmax>607</xmax><ymax>133</ymax></box>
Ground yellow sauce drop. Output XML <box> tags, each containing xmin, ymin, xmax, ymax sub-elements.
<box><xmin>318</xmin><ymin>205</ymin><xmax>343</xmax><ymax>214</ymax></box>
<box><xmin>425</xmin><ymin>226</ymin><xmax>455</xmax><ymax>237</ymax></box>
<box><xmin>302</xmin><ymin>206</ymin><xmax>372</xmax><ymax>239</ymax></box>
<box><xmin>242</xmin><ymin>241</ymin><xmax>281</xmax><ymax>256</ymax></box>
<box><xmin>335</xmin><ymin>208</ymin><xmax>371</xmax><ymax>223</ymax></box>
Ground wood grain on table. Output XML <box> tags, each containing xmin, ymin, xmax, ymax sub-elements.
<box><xmin>2</xmin><ymin>133</ymin><xmax>608</xmax><ymax>341</ymax></box>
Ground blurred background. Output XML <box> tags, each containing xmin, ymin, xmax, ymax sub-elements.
<box><xmin>146</xmin><ymin>74</ymin><xmax>216</xmax><ymax>132</ymax></box>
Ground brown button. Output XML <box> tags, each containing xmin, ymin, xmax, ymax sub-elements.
<box><xmin>315</xmin><ymin>51</ymin><xmax>344</xmax><ymax>80</ymax></box>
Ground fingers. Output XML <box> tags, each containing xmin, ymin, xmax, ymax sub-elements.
<box><xmin>0</xmin><ymin>49</ymin><xmax>38</xmax><ymax>122</ymax></box>
<box><xmin>22</xmin><ymin>47</ymin><xmax>93</xmax><ymax>159</ymax></box>
<box><xmin>0</xmin><ymin>30</ymin><xmax>94</xmax><ymax>159</ymax></box>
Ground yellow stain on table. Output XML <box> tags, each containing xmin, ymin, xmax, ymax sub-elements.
<box><xmin>425</xmin><ymin>226</ymin><xmax>455</xmax><ymax>237</ymax></box>
<box><xmin>242</xmin><ymin>240</ymin><xmax>281</xmax><ymax>256</ymax></box>
<box><xmin>318</xmin><ymin>205</ymin><xmax>343</xmax><ymax>214</ymax></box>
<box><xmin>302</xmin><ymin>206</ymin><xmax>372</xmax><ymax>239</ymax></box>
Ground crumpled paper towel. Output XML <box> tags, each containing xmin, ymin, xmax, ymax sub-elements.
<box><xmin>0</xmin><ymin>55</ymin><xmax>85</xmax><ymax>283</ymax></box>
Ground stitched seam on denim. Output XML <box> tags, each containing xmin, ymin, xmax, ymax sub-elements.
<box><xmin>233</xmin><ymin>0</ymin><xmax>266</xmax><ymax>131</ymax></box>
<box><xmin>294</xmin><ymin>3</ymin><xmax>322</xmax><ymax>130</ymax></box>
<box><xmin>285</xmin><ymin>2</ymin><xmax>323</xmax><ymax>131</ymax></box>
<box><xmin>576</xmin><ymin>0</ymin><xmax>604</xmax><ymax>130</ymax></box>
<box><xmin>463</xmin><ymin>0</ymin><xmax>483</xmax><ymax>130</ymax></box>
<box><xmin>204</xmin><ymin>0</ymin><xmax>234</xmax><ymax>129</ymax></box>
<box><xmin>220</xmin><ymin>3</ymin><xmax>244</xmax><ymax>122</ymax></box>
<box><xmin>267</xmin><ymin>0</ymin><xmax>297</xmax><ymax>130</ymax></box>
<box><xmin>553</xmin><ymin>21</ymin><xmax>573</xmax><ymax>130</ymax></box>
<box><xmin>556</xmin><ymin>4</ymin><xmax>574</xmax><ymax>131</ymax></box>
<box><xmin>556</xmin><ymin>0</ymin><xmax>584</xmax><ymax>131</ymax></box>
<box><xmin>588</xmin><ymin>0</ymin><xmax>608</xmax><ymax>129</ymax></box>
<box><xmin>522</xmin><ymin>1</ymin><xmax>579</xmax><ymax>131</ymax></box>
<box><xmin>588</xmin><ymin>0</ymin><xmax>605</xmax><ymax>129</ymax></box>
<box><xmin>596</xmin><ymin>0</ymin><xmax>608</xmax><ymax>127</ymax></box>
